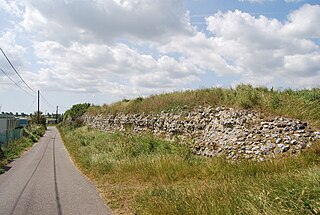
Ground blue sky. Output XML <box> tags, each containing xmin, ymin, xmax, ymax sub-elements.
<box><xmin>188</xmin><ymin>0</ymin><xmax>318</xmax><ymax>17</ymax></box>
<box><xmin>0</xmin><ymin>0</ymin><xmax>319</xmax><ymax>114</ymax></box>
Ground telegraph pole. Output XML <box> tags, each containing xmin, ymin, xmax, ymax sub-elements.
<box><xmin>37</xmin><ymin>90</ymin><xmax>40</xmax><ymax>124</ymax></box>
<box><xmin>56</xmin><ymin>105</ymin><xmax>58</xmax><ymax>124</ymax></box>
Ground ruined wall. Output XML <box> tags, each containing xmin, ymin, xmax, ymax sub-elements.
<box><xmin>83</xmin><ymin>106</ymin><xmax>320</xmax><ymax>161</ymax></box>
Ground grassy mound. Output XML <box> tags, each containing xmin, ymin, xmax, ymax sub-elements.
<box><xmin>60</xmin><ymin>85</ymin><xmax>320</xmax><ymax>214</ymax></box>
<box><xmin>87</xmin><ymin>85</ymin><xmax>320</xmax><ymax>128</ymax></box>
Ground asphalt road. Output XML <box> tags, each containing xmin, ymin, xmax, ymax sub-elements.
<box><xmin>0</xmin><ymin>126</ymin><xmax>112</xmax><ymax>215</ymax></box>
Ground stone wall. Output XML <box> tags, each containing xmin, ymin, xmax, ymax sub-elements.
<box><xmin>83</xmin><ymin>106</ymin><xmax>320</xmax><ymax>161</ymax></box>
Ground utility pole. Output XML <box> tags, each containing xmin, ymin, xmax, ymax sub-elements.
<box><xmin>56</xmin><ymin>105</ymin><xmax>58</xmax><ymax>124</ymax></box>
<box><xmin>37</xmin><ymin>90</ymin><xmax>40</xmax><ymax>124</ymax></box>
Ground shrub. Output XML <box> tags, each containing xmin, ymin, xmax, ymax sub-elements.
<box><xmin>0</xmin><ymin>125</ymin><xmax>46</xmax><ymax>173</ymax></box>
<box><xmin>29</xmin><ymin>111</ymin><xmax>47</xmax><ymax>128</ymax></box>
<box><xmin>63</xmin><ymin>103</ymin><xmax>91</xmax><ymax>126</ymax></box>
<box><xmin>234</xmin><ymin>84</ymin><xmax>259</xmax><ymax>109</ymax></box>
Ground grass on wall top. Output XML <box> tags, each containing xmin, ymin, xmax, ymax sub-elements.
<box><xmin>87</xmin><ymin>85</ymin><xmax>320</xmax><ymax>128</ymax></box>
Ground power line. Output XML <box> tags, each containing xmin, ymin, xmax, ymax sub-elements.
<box><xmin>0</xmin><ymin>47</ymin><xmax>36</xmax><ymax>93</ymax></box>
<box><xmin>0</xmin><ymin>82</ymin><xmax>14</xmax><ymax>85</ymax></box>
<box><xmin>0</xmin><ymin>67</ymin><xmax>34</xmax><ymax>97</ymax></box>
<box><xmin>39</xmin><ymin>91</ymin><xmax>54</xmax><ymax>108</ymax></box>
<box><xmin>27</xmin><ymin>97</ymin><xmax>37</xmax><ymax>111</ymax></box>
<box><xmin>0</xmin><ymin>46</ymin><xmax>59</xmax><ymax>112</ymax></box>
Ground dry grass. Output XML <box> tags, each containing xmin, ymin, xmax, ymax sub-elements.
<box><xmin>59</xmin><ymin>125</ymin><xmax>320</xmax><ymax>214</ymax></box>
<box><xmin>60</xmin><ymin>85</ymin><xmax>320</xmax><ymax>214</ymax></box>
<box><xmin>87</xmin><ymin>85</ymin><xmax>320</xmax><ymax>127</ymax></box>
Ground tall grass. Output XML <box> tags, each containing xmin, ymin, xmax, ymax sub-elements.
<box><xmin>87</xmin><ymin>85</ymin><xmax>320</xmax><ymax>127</ymax></box>
<box><xmin>59</xmin><ymin>126</ymin><xmax>320</xmax><ymax>214</ymax></box>
<box><xmin>63</xmin><ymin>85</ymin><xmax>320</xmax><ymax>214</ymax></box>
<box><xmin>0</xmin><ymin>125</ymin><xmax>46</xmax><ymax>173</ymax></box>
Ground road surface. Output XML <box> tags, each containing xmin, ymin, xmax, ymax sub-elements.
<box><xmin>0</xmin><ymin>126</ymin><xmax>112</xmax><ymax>215</ymax></box>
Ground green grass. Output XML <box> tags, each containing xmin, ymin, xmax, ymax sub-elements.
<box><xmin>0</xmin><ymin>125</ymin><xmax>46</xmax><ymax>173</ymax></box>
<box><xmin>61</xmin><ymin>85</ymin><xmax>320</xmax><ymax>214</ymax></box>
<box><xmin>1</xmin><ymin>137</ymin><xmax>34</xmax><ymax>161</ymax></box>
<box><xmin>59</xmin><ymin>125</ymin><xmax>320</xmax><ymax>214</ymax></box>
<box><xmin>87</xmin><ymin>85</ymin><xmax>320</xmax><ymax>128</ymax></box>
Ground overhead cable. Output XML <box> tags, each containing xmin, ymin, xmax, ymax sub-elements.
<box><xmin>0</xmin><ymin>47</ymin><xmax>36</xmax><ymax>93</ymax></box>
<box><xmin>39</xmin><ymin>91</ymin><xmax>54</xmax><ymax>108</ymax></box>
<box><xmin>0</xmin><ymin>67</ymin><xmax>34</xmax><ymax>97</ymax></box>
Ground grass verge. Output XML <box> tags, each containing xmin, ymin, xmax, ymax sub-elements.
<box><xmin>0</xmin><ymin>125</ymin><xmax>46</xmax><ymax>173</ymax></box>
<box><xmin>59</xmin><ymin>125</ymin><xmax>320</xmax><ymax>214</ymax></box>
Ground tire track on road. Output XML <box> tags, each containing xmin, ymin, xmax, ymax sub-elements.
<box><xmin>52</xmin><ymin>133</ymin><xmax>63</xmax><ymax>215</ymax></box>
<box><xmin>10</xmin><ymin>134</ymin><xmax>52</xmax><ymax>215</ymax></box>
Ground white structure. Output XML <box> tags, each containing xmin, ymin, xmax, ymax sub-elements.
<box><xmin>0</xmin><ymin>115</ymin><xmax>19</xmax><ymax>134</ymax></box>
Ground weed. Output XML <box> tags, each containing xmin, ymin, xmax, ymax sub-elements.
<box><xmin>86</xmin><ymin>85</ymin><xmax>320</xmax><ymax>128</ymax></box>
<box><xmin>59</xmin><ymin>125</ymin><xmax>320</xmax><ymax>214</ymax></box>
<box><xmin>0</xmin><ymin>125</ymin><xmax>46</xmax><ymax>173</ymax></box>
<box><xmin>62</xmin><ymin>85</ymin><xmax>320</xmax><ymax>214</ymax></box>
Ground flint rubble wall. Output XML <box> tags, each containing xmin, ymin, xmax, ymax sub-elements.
<box><xmin>83</xmin><ymin>106</ymin><xmax>320</xmax><ymax>161</ymax></box>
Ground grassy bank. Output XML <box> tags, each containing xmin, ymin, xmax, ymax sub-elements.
<box><xmin>59</xmin><ymin>125</ymin><xmax>320</xmax><ymax>214</ymax></box>
<box><xmin>87</xmin><ymin>85</ymin><xmax>320</xmax><ymax>128</ymax></box>
<box><xmin>0</xmin><ymin>125</ymin><xmax>46</xmax><ymax>173</ymax></box>
<box><xmin>62</xmin><ymin>86</ymin><xmax>320</xmax><ymax>214</ymax></box>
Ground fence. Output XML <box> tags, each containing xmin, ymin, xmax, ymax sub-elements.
<box><xmin>0</xmin><ymin>128</ymin><xmax>23</xmax><ymax>146</ymax></box>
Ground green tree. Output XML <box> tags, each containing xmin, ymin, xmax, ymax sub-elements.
<box><xmin>63</xmin><ymin>103</ymin><xmax>91</xmax><ymax>125</ymax></box>
<box><xmin>29</xmin><ymin>111</ymin><xmax>47</xmax><ymax>128</ymax></box>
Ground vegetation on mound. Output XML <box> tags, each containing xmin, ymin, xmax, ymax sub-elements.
<box><xmin>0</xmin><ymin>125</ymin><xmax>46</xmax><ymax>173</ymax></box>
<box><xmin>87</xmin><ymin>85</ymin><xmax>320</xmax><ymax>127</ymax></box>
<box><xmin>58</xmin><ymin>126</ymin><xmax>320</xmax><ymax>214</ymax></box>
<box><xmin>64</xmin><ymin>103</ymin><xmax>91</xmax><ymax>121</ymax></box>
<box><xmin>61</xmin><ymin>85</ymin><xmax>320</xmax><ymax>214</ymax></box>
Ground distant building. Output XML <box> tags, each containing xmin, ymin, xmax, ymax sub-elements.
<box><xmin>19</xmin><ymin>118</ymin><xmax>28</xmax><ymax>127</ymax></box>
<box><xmin>47</xmin><ymin>119</ymin><xmax>56</xmax><ymax>124</ymax></box>
<box><xmin>0</xmin><ymin>115</ymin><xmax>19</xmax><ymax>133</ymax></box>
<box><xmin>0</xmin><ymin>115</ymin><xmax>23</xmax><ymax>145</ymax></box>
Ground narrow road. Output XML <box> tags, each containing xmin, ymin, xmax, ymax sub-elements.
<box><xmin>0</xmin><ymin>126</ymin><xmax>112</xmax><ymax>215</ymax></box>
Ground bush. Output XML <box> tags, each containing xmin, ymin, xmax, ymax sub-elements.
<box><xmin>29</xmin><ymin>111</ymin><xmax>47</xmax><ymax>128</ymax></box>
<box><xmin>235</xmin><ymin>84</ymin><xmax>259</xmax><ymax>109</ymax></box>
<box><xmin>63</xmin><ymin>103</ymin><xmax>91</xmax><ymax>126</ymax></box>
<box><xmin>0</xmin><ymin>125</ymin><xmax>46</xmax><ymax>173</ymax></box>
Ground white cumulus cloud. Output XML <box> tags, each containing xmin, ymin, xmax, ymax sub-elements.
<box><xmin>21</xmin><ymin>0</ymin><xmax>192</xmax><ymax>44</ymax></box>
<box><xmin>1</xmin><ymin>1</ymin><xmax>319</xmax><ymax>100</ymax></box>
<box><xmin>158</xmin><ymin>4</ymin><xmax>320</xmax><ymax>88</ymax></box>
<box><xmin>282</xmin><ymin>4</ymin><xmax>320</xmax><ymax>38</ymax></box>
<box><xmin>28</xmin><ymin>41</ymin><xmax>201</xmax><ymax>96</ymax></box>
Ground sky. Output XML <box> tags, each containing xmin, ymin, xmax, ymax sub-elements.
<box><xmin>0</xmin><ymin>0</ymin><xmax>319</xmax><ymax>114</ymax></box>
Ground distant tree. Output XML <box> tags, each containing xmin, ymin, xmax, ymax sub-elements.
<box><xmin>15</xmin><ymin>112</ymin><xmax>19</xmax><ymax>117</ymax></box>
<box><xmin>64</xmin><ymin>103</ymin><xmax>91</xmax><ymax>125</ymax></box>
<box><xmin>29</xmin><ymin>111</ymin><xmax>47</xmax><ymax>128</ymax></box>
